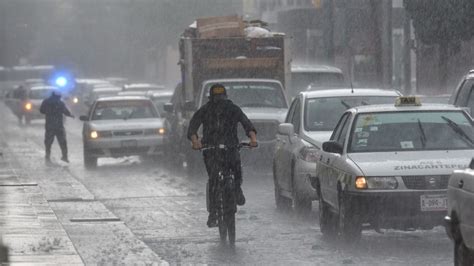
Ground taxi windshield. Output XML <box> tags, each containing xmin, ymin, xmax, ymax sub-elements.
<box><xmin>29</xmin><ymin>89</ymin><xmax>54</xmax><ymax>99</ymax></box>
<box><xmin>304</xmin><ymin>96</ymin><xmax>396</xmax><ymax>131</ymax></box>
<box><xmin>349</xmin><ymin>111</ymin><xmax>474</xmax><ymax>152</ymax></box>
<box><xmin>92</xmin><ymin>100</ymin><xmax>158</xmax><ymax>120</ymax></box>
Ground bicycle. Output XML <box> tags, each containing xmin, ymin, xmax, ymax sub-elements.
<box><xmin>200</xmin><ymin>142</ymin><xmax>255</xmax><ymax>245</ymax></box>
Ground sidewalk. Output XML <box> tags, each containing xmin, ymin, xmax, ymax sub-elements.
<box><xmin>0</xmin><ymin>136</ymin><xmax>84</xmax><ymax>264</ymax></box>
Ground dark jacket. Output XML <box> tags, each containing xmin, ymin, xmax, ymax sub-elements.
<box><xmin>187</xmin><ymin>99</ymin><xmax>256</xmax><ymax>146</ymax></box>
<box><xmin>40</xmin><ymin>94</ymin><xmax>72</xmax><ymax>130</ymax></box>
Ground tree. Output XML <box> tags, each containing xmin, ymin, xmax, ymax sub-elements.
<box><xmin>404</xmin><ymin>0</ymin><xmax>474</xmax><ymax>92</ymax></box>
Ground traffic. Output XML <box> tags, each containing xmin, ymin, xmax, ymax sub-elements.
<box><xmin>0</xmin><ymin>7</ymin><xmax>473</xmax><ymax>265</ymax></box>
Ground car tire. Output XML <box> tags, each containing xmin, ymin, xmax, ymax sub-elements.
<box><xmin>292</xmin><ymin>169</ymin><xmax>311</xmax><ymax>214</ymax></box>
<box><xmin>273</xmin><ymin>163</ymin><xmax>291</xmax><ymax>211</ymax></box>
<box><xmin>455</xmin><ymin>237</ymin><xmax>474</xmax><ymax>266</ymax></box>
<box><xmin>83</xmin><ymin>148</ymin><xmax>97</xmax><ymax>169</ymax></box>
<box><xmin>337</xmin><ymin>192</ymin><xmax>362</xmax><ymax>242</ymax></box>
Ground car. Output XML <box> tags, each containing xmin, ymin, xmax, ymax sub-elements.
<box><xmin>445</xmin><ymin>158</ymin><xmax>474</xmax><ymax>265</ymax></box>
<box><xmin>450</xmin><ymin>69</ymin><xmax>474</xmax><ymax>115</ymax></box>
<box><xmin>74</xmin><ymin>78</ymin><xmax>113</xmax><ymax>107</ymax></box>
<box><xmin>88</xmin><ymin>87</ymin><xmax>122</xmax><ymax>104</ymax></box>
<box><xmin>315</xmin><ymin>96</ymin><xmax>474</xmax><ymax>241</ymax></box>
<box><xmin>122</xmin><ymin>83</ymin><xmax>166</xmax><ymax>92</ymax></box>
<box><xmin>417</xmin><ymin>94</ymin><xmax>451</xmax><ymax>104</ymax></box>
<box><xmin>273</xmin><ymin>88</ymin><xmax>401</xmax><ymax>213</ymax></box>
<box><xmin>290</xmin><ymin>64</ymin><xmax>345</xmax><ymax>99</ymax></box>
<box><xmin>117</xmin><ymin>90</ymin><xmax>173</xmax><ymax>115</ymax></box>
<box><xmin>79</xmin><ymin>96</ymin><xmax>169</xmax><ymax>168</ymax></box>
<box><xmin>8</xmin><ymin>85</ymin><xmax>58</xmax><ymax>124</ymax></box>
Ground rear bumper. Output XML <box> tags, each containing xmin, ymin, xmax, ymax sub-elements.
<box><xmin>346</xmin><ymin>190</ymin><xmax>447</xmax><ymax>230</ymax></box>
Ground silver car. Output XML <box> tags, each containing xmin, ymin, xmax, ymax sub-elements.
<box><xmin>273</xmin><ymin>88</ymin><xmax>401</xmax><ymax>213</ymax></box>
<box><xmin>80</xmin><ymin>96</ymin><xmax>169</xmax><ymax>168</ymax></box>
<box><xmin>445</xmin><ymin>158</ymin><xmax>474</xmax><ymax>265</ymax></box>
<box><xmin>316</xmin><ymin>97</ymin><xmax>474</xmax><ymax>240</ymax></box>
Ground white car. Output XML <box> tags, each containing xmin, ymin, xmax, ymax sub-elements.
<box><xmin>273</xmin><ymin>88</ymin><xmax>401</xmax><ymax>213</ymax></box>
<box><xmin>80</xmin><ymin>96</ymin><xmax>169</xmax><ymax>168</ymax></box>
<box><xmin>122</xmin><ymin>83</ymin><xmax>166</xmax><ymax>92</ymax></box>
<box><xmin>316</xmin><ymin>97</ymin><xmax>474</xmax><ymax>241</ymax></box>
<box><xmin>445</xmin><ymin>158</ymin><xmax>474</xmax><ymax>265</ymax></box>
<box><xmin>23</xmin><ymin>86</ymin><xmax>59</xmax><ymax>123</ymax></box>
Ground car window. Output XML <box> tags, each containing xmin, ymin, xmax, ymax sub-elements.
<box><xmin>291</xmin><ymin>99</ymin><xmax>301</xmax><ymax>134</ymax></box>
<box><xmin>285</xmin><ymin>98</ymin><xmax>298</xmax><ymax>123</ymax></box>
<box><xmin>336</xmin><ymin>114</ymin><xmax>352</xmax><ymax>146</ymax></box>
<box><xmin>29</xmin><ymin>89</ymin><xmax>53</xmax><ymax>99</ymax></box>
<box><xmin>466</xmin><ymin>86</ymin><xmax>474</xmax><ymax>115</ymax></box>
<box><xmin>304</xmin><ymin>96</ymin><xmax>396</xmax><ymax>131</ymax></box>
<box><xmin>349</xmin><ymin>111</ymin><xmax>474</xmax><ymax>153</ymax></box>
<box><xmin>330</xmin><ymin>113</ymin><xmax>350</xmax><ymax>141</ymax></box>
<box><xmin>152</xmin><ymin>96</ymin><xmax>172</xmax><ymax>114</ymax></box>
<box><xmin>91</xmin><ymin>100</ymin><xmax>159</xmax><ymax>120</ymax></box>
<box><xmin>455</xmin><ymin>79</ymin><xmax>474</xmax><ymax>106</ymax></box>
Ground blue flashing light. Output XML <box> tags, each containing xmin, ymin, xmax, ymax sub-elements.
<box><xmin>55</xmin><ymin>76</ymin><xmax>68</xmax><ymax>87</ymax></box>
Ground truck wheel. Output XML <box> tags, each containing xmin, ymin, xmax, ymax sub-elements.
<box><xmin>319</xmin><ymin>197</ymin><xmax>336</xmax><ymax>237</ymax></box>
<box><xmin>337</xmin><ymin>192</ymin><xmax>362</xmax><ymax>242</ymax></box>
<box><xmin>83</xmin><ymin>149</ymin><xmax>97</xmax><ymax>169</ymax></box>
<box><xmin>292</xmin><ymin>174</ymin><xmax>311</xmax><ymax>214</ymax></box>
<box><xmin>455</xmin><ymin>237</ymin><xmax>474</xmax><ymax>266</ymax></box>
<box><xmin>273</xmin><ymin>164</ymin><xmax>291</xmax><ymax>211</ymax></box>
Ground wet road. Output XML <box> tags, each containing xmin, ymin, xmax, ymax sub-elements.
<box><xmin>0</xmin><ymin>103</ymin><xmax>452</xmax><ymax>265</ymax></box>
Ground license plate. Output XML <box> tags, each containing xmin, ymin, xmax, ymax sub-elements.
<box><xmin>121</xmin><ymin>140</ymin><xmax>137</xmax><ymax>148</ymax></box>
<box><xmin>420</xmin><ymin>194</ymin><xmax>447</xmax><ymax>212</ymax></box>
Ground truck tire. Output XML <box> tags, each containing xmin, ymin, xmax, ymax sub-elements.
<box><xmin>292</xmin><ymin>173</ymin><xmax>311</xmax><ymax>214</ymax></box>
<box><xmin>319</xmin><ymin>197</ymin><xmax>336</xmax><ymax>237</ymax></box>
<box><xmin>337</xmin><ymin>192</ymin><xmax>362</xmax><ymax>242</ymax></box>
<box><xmin>273</xmin><ymin>164</ymin><xmax>291</xmax><ymax>211</ymax></box>
<box><xmin>83</xmin><ymin>148</ymin><xmax>97</xmax><ymax>169</ymax></box>
<box><xmin>455</xmin><ymin>237</ymin><xmax>474</xmax><ymax>266</ymax></box>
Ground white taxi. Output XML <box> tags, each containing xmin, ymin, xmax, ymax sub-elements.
<box><xmin>316</xmin><ymin>97</ymin><xmax>474</xmax><ymax>241</ymax></box>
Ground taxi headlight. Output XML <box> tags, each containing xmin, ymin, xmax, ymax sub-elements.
<box><xmin>73</xmin><ymin>97</ymin><xmax>79</xmax><ymax>104</ymax></box>
<box><xmin>366</xmin><ymin>176</ymin><xmax>398</xmax><ymax>190</ymax></box>
<box><xmin>90</xmin><ymin>130</ymin><xmax>99</xmax><ymax>139</ymax></box>
<box><xmin>144</xmin><ymin>128</ymin><xmax>166</xmax><ymax>135</ymax></box>
<box><xmin>158</xmin><ymin>128</ymin><xmax>166</xmax><ymax>135</ymax></box>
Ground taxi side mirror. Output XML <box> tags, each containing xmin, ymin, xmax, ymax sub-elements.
<box><xmin>278</xmin><ymin>123</ymin><xmax>294</xmax><ymax>136</ymax></box>
<box><xmin>322</xmin><ymin>141</ymin><xmax>343</xmax><ymax>155</ymax></box>
<box><xmin>79</xmin><ymin>115</ymin><xmax>88</xmax><ymax>121</ymax></box>
<box><xmin>164</xmin><ymin>103</ymin><xmax>174</xmax><ymax>113</ymax></box>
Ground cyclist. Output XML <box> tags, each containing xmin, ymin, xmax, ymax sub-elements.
<box><xmin>188</xmin><ymin>83</ymin><xmax>257</xmax><ymax>227</ymax></box>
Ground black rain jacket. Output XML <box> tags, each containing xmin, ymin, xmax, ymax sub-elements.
<box><xmin>40</xmin><ymin>95</ymin><xmax>72</xmax><ymax>130</ymax></box>
<box><xmin>187</xmin><ymin>99</ymin><xmax>256</xmax><ymax>146</ymax></box>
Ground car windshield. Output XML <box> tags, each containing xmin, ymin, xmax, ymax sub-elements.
<box><xmin>29</xmin><ymin>89</ymin><xmax>54</xmax><ymax>99</ymax></box>
<box><xmin>152</xmin><ymin>96</ymin><xmax>172</xmax><ymax>114</ymax></box>
<box><xmin>349</xmin><ymin>111</ymin><xmax>474</xmax><ymax>152</ymax></box>
<box><xmin>202</xmin><ymin>82</ymin><xmax>287</xmax><ymax>108</ymax></box>
<box><xmin>293</xmin><ymin>72</ymin><xmax>344</xmax><ymax>91</ymax></box>
<box><xmin>91</xmin><ymin>100</ymin><xmax>158</xmax><ymax>120</ymax></box>
<box><xmin>304</xmin><ymin>96</ymin><xmax>396</xmax><ymax>131</ymax></box>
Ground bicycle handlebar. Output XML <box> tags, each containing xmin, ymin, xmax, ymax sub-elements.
<box><xmin>199</xmin><ymin>142</ymin><xmax>258</xmax><ymax>151</ymax></box>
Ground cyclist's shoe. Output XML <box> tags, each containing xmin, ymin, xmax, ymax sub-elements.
<box><xmin>207</xmin><ymin>213</ymin><xmax>218</xmax><ymax>228</ymax></box>
<box><xmin>236</xmin><ymin>186</ymin><xmax>245</xmax><ymax>206</ymax></box>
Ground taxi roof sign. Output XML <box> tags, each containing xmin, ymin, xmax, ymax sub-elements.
<box><xmin>395</xmin><ymin>96</ymin><xmax>421</xmax><ymax>106</ymax></box>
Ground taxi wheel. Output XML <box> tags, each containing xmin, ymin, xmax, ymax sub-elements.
<box><xmin>83</xmin><ymin>149</ymin><xmax>97</xmax><ymax>169</ymax></box>
<box><xmin>455</xmin><ymin>238</ymin><xmax>474</xmax><ymax>266</ymax></box>
<box><xmin>337</xmin><ymin>192</ymin><xmax>362</xmax><ymax>242</ymax></box>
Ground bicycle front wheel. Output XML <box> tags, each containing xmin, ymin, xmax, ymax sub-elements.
<box><xmin>225</xmin><ymin>212</ymin><xmax>235</xmax><ymax>245</ymax></box>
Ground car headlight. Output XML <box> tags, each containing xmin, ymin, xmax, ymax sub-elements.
<box><xmin>144</xmin><ymin>128</ymin><xmax>166</xmax><ymax>135</ymax></box>
<box><xmin>356</xmin><ymin>176</ymin><xmax>398</xmax><ymax>190</ymax></box>
<box><xmin>73</xmin><ymin>97</ymin><xmax>79</xmax><ymax>104</ymax></box>
<box><xmin>90</xmin><ymin>130</ymin><xmax>98</xmax><ymax>139</ymax></box>
<box><xmin>24</xmin><ymin>102</ymin><xmax>32</xmax><ymax>111</ymax></box>
<box><xmin>298</xmin><ymin>146</ymin><xmax>319</xmax><ymax>162</ymax></box>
